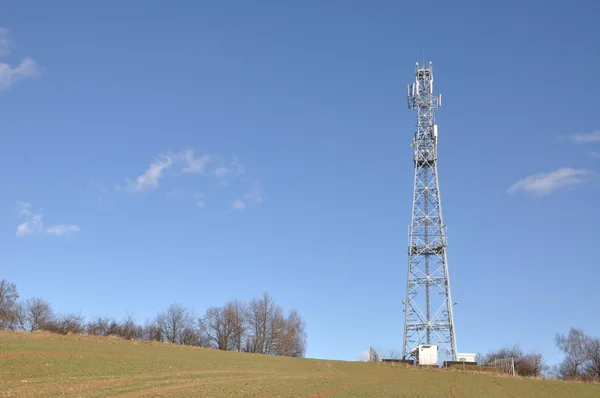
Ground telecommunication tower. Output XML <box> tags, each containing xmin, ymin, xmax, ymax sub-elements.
<box><xmin>402</xmin><ymin>61</ymin><xmax>457</xmax><ymax>362</ymax></box>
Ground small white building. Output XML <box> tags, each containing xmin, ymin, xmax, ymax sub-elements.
<box><xmin>456</xmin><ymin>353</ymin><xmax>477</xmax><ymax>363</ymax></box>
<box><xmin>411</xmin><ymin>344</ymin><xmax>438</xmax><ymax>366</ymax></box>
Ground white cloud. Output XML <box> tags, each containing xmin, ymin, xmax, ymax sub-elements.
<box><xmin>0</xmin><ymin>56</ymin><xmax>40</xmax><ymax>89</ymax></box>
<box><xmin>0</xmin><ymin>28</ymin><xmax>40</xmax><ymax>89</ymax></box>
<box><xmin>120</xmin><ymin>151</ymin><xmax>255</xmax><ymax>214</ymax></box>
<box><xmin>507</xmin><ymin>168</ymin><xmax>590</xmax><ymax>196</ymax></box>
<box><xmin>211</xmin><ymin>155</ymin><xmax>245</xmax><ymax>178</ymax></box>
<box><xmin>231</xmin><ymin>155</ymin><xmax>246</xmax><ymax>175</ymax></box>
<box><xmin>567</xmin><ymin>130</ymin><xmax>600</xmax><ymax>144</ymax></box>
<box><xmin>182</xmin><ymin>150</ymin><xmax>211</xmax><ymax>174</ymax></box>
<box><xmin>121</xmin><ymin>154</ymin><xmax>175</xmax><ymax>192</ymax></box>
<box><xmin>0</xmin><ymin>28</ymin><xmax>12</xmax><ymax>57</ymax></box>
<box><xmin>16</xmin><ymin>201</ymin><xmax>32</xmax><ymax>216</ymax></box>
<box><xmin>16</xmin><ymin>214</ymin><xmax>43</xmax><ymax>237</ymax></box>
<box><xmin>244</xmin><ymin>182</ymin><xmax>264</xmax><ymax>204</ymax></box>
<box><xmin>232</xmin><ymin>199</ymin><xmax>246</xmax><ymax>210</ymax></box>
<box><xmin>121</xmin><ymin>150</ymin><xmax>217</xmax><ymax>193</ymax></box>
<box><xmin>193</xmin><ymin>193</ymin><xmax>206</xmax><ymax>207</ymax></box>
<box><xmin>590</xmin><ymin>151</ymin><xmax>600</xmax><ymax>159</ymax></box>
<box><xmin>213</xmin><ymin>167</ymin><xmax>229</xmax><ymax>177</ymax></box>
<box><xmin>15</xmin><ymin>202</ymin><xmax>79</xmax><ymax>238</ymax></box>
<box><xmin>135</xmin><ymin>155</ymin><xmax>174</xmax><ymax>191</ymax></box>
<box><xmin>46</xmin><ymin>225</ymin><xmax>80</xmax><ymax>236</ymax></box>
<box><xmin>229</xmin><ymin>183</ymin><xmax>265</xmax><ymax>211</ymax></box>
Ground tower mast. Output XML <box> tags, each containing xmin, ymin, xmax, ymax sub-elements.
<box><xmin>402</xmin><ymin>61</ymin><xmax>457</xmax><ymax>362</ymax></box>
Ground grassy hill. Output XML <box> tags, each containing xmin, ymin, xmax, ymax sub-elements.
<box><xmin>1</xmin><ymin>332</ymin><xmax>598</xmax><ymax>397</ymax></box>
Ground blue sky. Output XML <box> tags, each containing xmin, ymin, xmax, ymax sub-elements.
<box><xmin>2</xmin><ymin>0</ymin><xmax>599</xmax><ymax>366</ymax></box>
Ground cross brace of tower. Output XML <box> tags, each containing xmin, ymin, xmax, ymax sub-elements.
<box><xmin>402</xmin><ymin>61</ymin><xmax>457</xmax><ymax>362</ymax></box>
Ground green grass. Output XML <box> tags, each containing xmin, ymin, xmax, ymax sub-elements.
<box><xmin>1</xmin><ymin>332</ymin><xmax>598</xmax><ymax>397</ymax></box>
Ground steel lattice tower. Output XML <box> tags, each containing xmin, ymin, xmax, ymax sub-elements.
<box><xmin>402</xmin><ymin>61</ymin><xmax>457</xmax><ymax>362</ymax></box>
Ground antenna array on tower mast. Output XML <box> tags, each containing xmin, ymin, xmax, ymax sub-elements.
<box><xmin>402</xmin><ymin>61</ymin><xmax>457</xmax><ymax>362</ymax></box>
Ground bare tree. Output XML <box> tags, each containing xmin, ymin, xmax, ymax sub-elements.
<box><xmin>268</xmin><ymin>307</ymin><xmax>286</xmax><ymax>355</ymax></box>
<box><xmin>16</xmin><ymin>297</ymin><xmax>54</xmax><ymax>332</ymax></box>
<box><xmin>43</xmin><ymin>312</ymin><xmax>85</xmax><ymax>335</ymax></box>
<box><xmin>61</xmin><ymin>312</ymin><xmax>86</xmax><ymax>334</ymax></box>
<box><xmin>181</xmin><ymin>326</ymin><xmax>209</xmax><ymax>347</ymax></box>
<box><xmin>555</xmin><ymin>328</ymin><xmax>588</xmax><ymax>378</ymax></box>
<box><xmin>108</xmin><ymin>319</ymin><xmax>121</xmax><ymax>336</ymax></box>
<box><xmin>0</xmin><ymin>279</ymin><xmax>309</xmax><ymax>358</ymax></box>
<box><xmin>247</xmin><ymin>295</ymin><xmax>266</xmax><ymax>353</ymax></box>
<box><xmin>273</xmin><ymin>309</ymin><xmax>306</xmax><ymax>357</ymax></box>
<box><xmin>155</xmin><ymin>303</ymin><xmax>193</xmax><ymax>344</ymax></box>
<box><xmin>481</xmin><ymin>344</ymin><xmax>545</xmax><ymax>377</ymax></box>
<box><xmin>86</xmin><ymin>316</ymin><xmax>112</xmax><ymax>336</ymax></box>
<box><xmin>584</xmin><ymin>337</ymin><xmax>600</xmax><ymax>379</ymax></box>
<box><xmin>200</xmin><ymin>306</ymin><xmax>233</xmax><ymax>350</ymax></box>
<box><xmin>120</xmin><ymin>313</ymin><xmax>137</xmax><ymax>340</ymax></box>
<box><xmin>226</xmin><ymin>299</ymin><xmax>247</xmax><ymax>352</ymax></box>
<box><xmin>245</xmin><ymin>292</ymin><xmax>306</xmax><ymax>357</ymax></box>
<box><xmin>139</xmin><ymin>319</ymin><xmax>162</xmax><ymax>341</ymax></box>
<box><xmin>135</xmin><ymin>324</ymin><xmax>145</xmax><ymax>340</ymax></box>
<box><xmin>248</xmin><ymin>291</ymin><xmax>283</xmax><ymax>354</ymax></box>
<box><xmin>518</xmin><ymin>351</ymin><xmax>545</xmax><ymax>377</ymax></box>
<box><xmin>0</xmin><ymin>279</ymin><xmax>19</xmax><ymax>330</ymax></box>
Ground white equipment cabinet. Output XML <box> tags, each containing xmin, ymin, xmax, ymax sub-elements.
<box><xmin>456</xmin><ymin>353</ymin><xmax>477</xmax><ymax>363</ymax></box>
<box><xmin>411</xmin><ymin>344</ymin><xmax>438</xmax><ymax>366</ymax></box>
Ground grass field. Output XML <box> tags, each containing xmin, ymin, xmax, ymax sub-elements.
<box><xmin>1</xmin><ymin>332</ymin><xmax>599</xmax><ymax>397</ymax></box>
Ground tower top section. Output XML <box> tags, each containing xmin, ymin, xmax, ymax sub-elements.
<box><xmin>406</xmin><ymin>61</ymin><xmax>442</xmax><ymax>111</ymax></box>
<box><xmin>415</xmin><ymin>61</ymin><xmax>433</xmax><ymax>75</ymax></box>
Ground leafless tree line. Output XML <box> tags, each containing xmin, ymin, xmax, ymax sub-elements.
<box><xmin>554</xmin><ymin>327</ymin><xmax>600</xmax><ymax>382</ymax></box>
<box><xmin>0</xmin><ymin>279</ymin><xmax>306</xmax><ymax>358</ymax></box>
<box><xmin>480</xmin><ymin>344</ymin><xmax>546</xmax><ymax>377</ymax></box>
<box><xmin>471</xmin><ymin>330</ymin><xmax>600</xmax><ymax>382</ymax></box>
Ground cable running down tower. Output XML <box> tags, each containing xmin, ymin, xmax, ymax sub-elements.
<box><xmin>402</xmin><ymin>61</ymin><xmax>457</xmax><ymax>362</ymax></box>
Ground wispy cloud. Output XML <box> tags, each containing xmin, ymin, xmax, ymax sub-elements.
<box><xmin>213</xmin><ymin>167</ymin><xmax>229</xmax><ymax>178</ymax></box>
<box><xmin>567</xmin><ymin>130</ymin><xmax>600</xmax><ymax>144</ymax></box>
<box><xmin>0</xmin><ymin>28</ymin><xmax>12</xmax><ymax>57</ymax></box>
<box><xmin>232</xmin><ymin>156</ymin><xmax>245</xmax><ymax>175</ymax></box>
<box><xmin>181</xmin><ymin>150</ymin><xmax>211</xmax><ymax>175</ymax></box>
<box><xmin>232</xmin><ymin>182</ymin><xmax>265</xmax><ymax>210</ymax></box>
<box><xmin>590</xmin><ymin>151</ymin><xmax>600</xmax><ymax>159</ymax></box>
<box><xmin>121</xmin><ymin>150</ymin><xmax>246</xmax><ymax>193</ymax></box>
<box><xmin>244</xmin><ymin>182</ymin><xmax>264</xmax><ymax>204</ymax></box>
<box><xmin>87</xmin><ymin>181</ymin><xmax>109</xmax><ymax>206</ymax></box>
<box><xmin>507</xmin><ymin>168</ymin><xmax>590</xmax><ymax>196</ymax></box>
<box><xmin>0</xmin><ymin>56</ymin><xmax>40</xmax><ymax>89</ymax></box>
<box><xmin>119</xmin><ymin>154</ymin><xmax>176</xmax><ymax>193</ymax></box>
<box><xmin>16</xmin><ymin>201</ymin><xmax>33</xmax><ymax>216</ymax></box>
<box><xmin>15</xmin><ymin>202</ymin><xmax>80</xmax><ymax>238</ymax></box>
<box><xmin>120</xmin><ymin>150</ymin><xmax>218</xmax><ymax>193</ymax></box>
<box><xmin>232</xmin><ymin>199</ymin><xmax>246</xmax><ymax>210</ymax></box>
<box><xmin>211</xmin><ymin>155</ymin><xmax>246</xmax><ymax>179</ymax></box>
<box><xmin>134</xmin><ymin>155</ymin><xmax>174</xmax><ymax>192</ymax></box>
<box><xmin>120</xmin><ymin>151</ymin><xmax>260</xmax><ymax>212</ymax></box>
<box><xmin>46</xmin><ymin>225</ymin><xmax>80</xmax><ymax>236</ymax></box>
<box><xmin>193</xmin><ymin>193</ymin><xmax>206</xmax><ymax>208</ymax></box>
<box><xmin>0</xmin><ymin>28</ymin><xmax>41</xmax><ymax>89</ymax></box>
<box><xmin>16</xmin><ymin>214</ymin><xmax>43</xmax><ymax>237</ymax></box>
